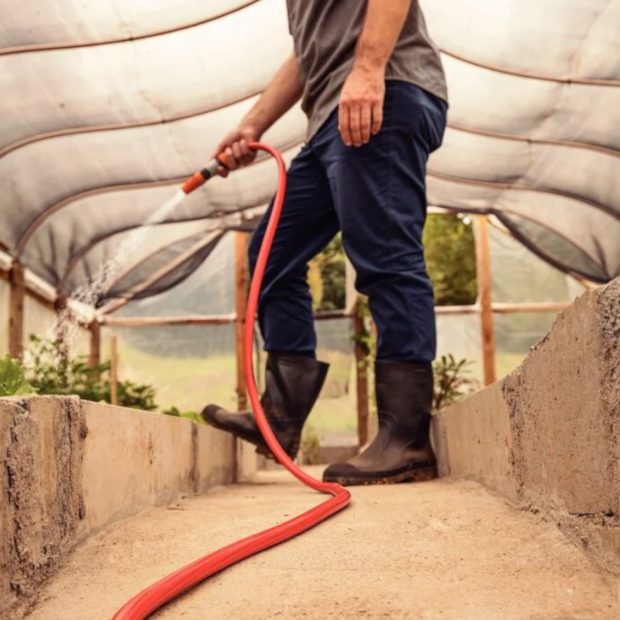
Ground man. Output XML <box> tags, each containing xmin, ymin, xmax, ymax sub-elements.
<box><xmin>202</xmin><ymin>0</ymin><xmax>448</xmax><ymax>486</ymax></box>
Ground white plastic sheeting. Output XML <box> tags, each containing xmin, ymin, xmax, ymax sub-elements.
<box><xmin>0</xmin><ymin>0</ymin><xmax>618</xmax><ymax>305</ymax></box>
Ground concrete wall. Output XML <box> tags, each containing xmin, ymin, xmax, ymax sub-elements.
<box><xmin>0</xmin><ymin>396</ymin><xmax>255</xmax><ymax>615</ymax></box>
<box><xmin>433</xmin><ymin>277</ymin><xmax>620</xmax><ymax>574</ymax></box>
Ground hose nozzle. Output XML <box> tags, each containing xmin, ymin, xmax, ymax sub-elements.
<box><xmin>181</xmin><ymin>154</ymin><xmax>228</xmax><ymax>194</ymax></box>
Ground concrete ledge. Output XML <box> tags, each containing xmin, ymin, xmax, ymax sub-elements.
<box><xmin>0</xmin><ymin>396</ymin><xmax>256</xmax><ymax>615</ymax></box>
<box><xmin>433</xmin><ymin>277</ymin><xmax>620</xmax><ymax>573</ymax></box>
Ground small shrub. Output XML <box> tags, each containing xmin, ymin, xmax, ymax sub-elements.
<box><xmin>163</xmin><ymin>406</ymin><xmax>205</xmax><ymax>425</ymax></box>
<box><xmin>432</xmin><ymin>354</ymin><xmax>479</xmax><ymax>413</ymax></box>
<box><xmin>26</xmin><ymin>334</ymin><xmax>157</xmax><ymax>411</ymax></box>
<box><xmin>0</xmin><ymin>355</ymin><xmax>37</xmax><ymax>397</ymax></box>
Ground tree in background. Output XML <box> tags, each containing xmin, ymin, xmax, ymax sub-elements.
<box><xmin>423</xmin><ymin>214</ymin><xmax>477</xmax><ymax>306</ymax></box>
<box><xmin>309</xmin><ymin>233</ymin><xmax>346</xmax><ymax>311</ymax></box>
<box><xmin>309</xmin><ymin>215</ymin><xmax>477</xmax><ymax>310</ymax></box>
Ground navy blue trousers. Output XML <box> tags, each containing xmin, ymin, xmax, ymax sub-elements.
<box><xmin>248</xmin><ymin>82</ymin><xmax>447</xmax><ymax>363</ymax></box>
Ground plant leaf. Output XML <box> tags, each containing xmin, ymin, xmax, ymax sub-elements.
<box><xmin>0</xmin><ymin>355</ymin><xmax>37</xmax><ymax>396</ymax></box>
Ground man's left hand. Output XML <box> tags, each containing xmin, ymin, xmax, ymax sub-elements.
<box><xmin>338</xmin><ymin>66</ymin><xmax>386</xmax><ymax>147</ymax></box>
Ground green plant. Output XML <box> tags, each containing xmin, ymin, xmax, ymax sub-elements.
<box><xmin>115</xmin><ymin>381</ymin><xmax>157</xmax><ymax>411</ymax></box>
<box><xmin>25</xmin><ymin>334</ymin><xmax>157</xmax><ymax>411</ymax></box>
<box><xmin>423</xmin><ymin>214</ymin><xmax>477</xmax><ymax>306</ymax></box>
<box><xmin>432</xmin><ymin>354</ymin><xmax>479</xmax><ymax>413</ymax></box>
<box><xmin>352</xmin><ymin>297</ymin><xmax>377</xmax><ymax>418</ymax></box>
<box><xmin>309</xmin><ymin>233</ymin><xmax>346</xmax><ymax>311</ymax></box>
<box><xmin>0</xmin><ymin>355</ymin><xmax>37</xmax><ymax>397</ymax></box>
<box><xmin>163</xmin><ymin>406</ymin><xmax>205</xmax><ymax>425</ymax></box>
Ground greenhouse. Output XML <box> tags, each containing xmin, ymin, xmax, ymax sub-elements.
<box><xmin>1</xmin><ymin>1</ymin><xmax>619</xmax><ymax>619</ymax></box>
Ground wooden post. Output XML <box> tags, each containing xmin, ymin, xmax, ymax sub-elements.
<box><xmin>234</xmin><ymin>232</ymin><xmax>249</xmax><ymax>411</ymax></box>
<box><xmin>353</xmin><ymin>303</ymin><xmax>370</xmax><ymax>448</ymax></box>
<box><xmin>89</xmin><ymin>319</ymin><xmax>101</xmax><ymax>375</ymax></box>
<box><xmin>8</xmin><ymin>261</ymin><xmax>25</xmax><ymax>360</ymax></box>
<box><xmin>233</xmin><ymin>232</ymin><xmax>250</xmax><ymax>482</ymax></box>
<box><xmin>475</xmin><ymin>215</ymin><xmax>497</xmax><ymax>386</ymax></box>
<box><xmin>109</xmin><ymin>333</ymin><xmax>119</xmax><ymax>406</ymax></box>
<box><xmin>54</xmin><ymin>294</ymin><xmax>69</xmax><ymax>360</ymax></box>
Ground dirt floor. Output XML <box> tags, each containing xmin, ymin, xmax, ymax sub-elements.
<box><xmin>22</xmin><ymin>467</ymin><xmax>620</xmax><ymax>620</ymax></box>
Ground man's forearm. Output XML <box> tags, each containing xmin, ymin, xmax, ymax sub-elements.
<box><xmin>354</xmin><ymin>0</ymin><xmax>412</xmax><ymax>72</ymax></box>
<box><xmin>242</xmin><ymin>53</ymin><xmax>303</xmax><ymax>134</ymax></box>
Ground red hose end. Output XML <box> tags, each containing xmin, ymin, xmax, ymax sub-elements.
<box><xmin>182</xmin><ymin>171</ymin><xmax>207</xmax><ymax>194</ymax></box>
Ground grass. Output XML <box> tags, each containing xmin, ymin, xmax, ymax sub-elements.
<box><xmin>111</xmin><ymin>340</ymin><xmax>358</xmax><ymax>436</ymax></box>
<box><xmin>108</xmin><ymin>339</ymin><xmax>528</xmax><ymax>438</ymax></box>
<box><xmin>112</xmin><ymin>343</ymin><xmax>238</xmax><ymax>414</ymax></box>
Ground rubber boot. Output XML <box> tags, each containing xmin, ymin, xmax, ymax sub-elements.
<box><xmin>323</xmin><ymin>360</ymin><xmax>437</xmax><ymax>486</ymax></box>
<box><xmin>201</xmin><ymin>353</ymin><xmax>329</xmax><ymax>460</ymax></box>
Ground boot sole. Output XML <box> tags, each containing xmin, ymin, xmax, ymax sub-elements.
<box><xmin>202</xmin><ymin>409</ymin><xmax>291</xmax><ymax>462</ymax></box>
<box><xmin>324</xmin><ymin>465</ymin><xmax>438</xmax><ymax>487</ymax></box>
<box><xmin>202</xmin><ymin>410</ymin><xmax>267</xmax><ymax>452</ymax></box>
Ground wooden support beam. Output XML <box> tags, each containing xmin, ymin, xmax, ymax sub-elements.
<box><xmin>9</xmin><ymin>262</ymin><xmax>25</xmax><ymax>359</ymax></box>
<box><xmin>109</xmin><ymin>334</ymin><xmax>119</xmax><ymax>406</ymax></box>
<box><xmin>353</xmin><ymin>302</ymin><xmax>370</xmax><ymax>448</ymax></box>
<box><xmin>435</xmin><ymin>305</ymin><xmax>480</xmax><ymax>315</ymax></box>
<box><xmin>1</xmin><ymin>266</ymin><xmax>56</xmax><ymax>311</ymax></box>
<box><xmin>99</xmin><ymin>310</ymin><xmax>355</xmax><ymax>329</ymax></box>
<box><xmin>491</xmin><ymin>301</ymin><xmax>570</xmax><ymax>314</ymax></box>
<box><xmin>101</xmin><ymin>314</ymin><xmax>236</xmax><ymax>328</ymax></box>
<box><xmin>89</xmin><ymin>320</ymin><xmax>101</xmax><ymax>371</ymax></box>
<box><xmin>475</xmin><ymin>215</ymin><xmax>497</xmax><ymax>386</ymax></box>
<box><xmin>98</xmin><ymin>303</ymin><xmax>564</xmax><ymax>329</ymax></box>
<box><xmin>235</xmin><ymin>232</ymin><xmax>249</xmax><ymax>412</ymax></box>
<box><xmin>54</xmin><ymin>294</ymin><xmax>69</xmax><ymax>360</ymax></box>
<box><xmin>433</xmin><ymin>302</ymin><xmax>570</xmax><ymax>316</ymax></box>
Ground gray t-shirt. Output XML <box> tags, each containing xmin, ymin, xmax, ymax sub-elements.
<box><xmin>286</xmin><ymin>0</ymin><xmax>448</xmax><ymax>140</ymax></box>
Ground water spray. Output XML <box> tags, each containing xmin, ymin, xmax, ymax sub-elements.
<box><xmin>110</xmin><ymin>143</ymin><xmax>351</xmax><ymax>620</ymax></box>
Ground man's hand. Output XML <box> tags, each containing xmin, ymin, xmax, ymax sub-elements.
<box><xmin>211</xmin><ymin>122</ymin><xmax>262</xmax><ymax>178</ymax></box>
<box><xmin>338</xmin><ymin>66</ymin><xmax>386</xmax><ymax>147</ymax></box>
<box><xmin>210</xmin><ymin>53</ymin><xmax>303</xmax><ymax>177</ymax></box>
<box><xmin>339</xmin><ymin>0</ymin><xmax>412</xmax><ymax>147</ymax></box>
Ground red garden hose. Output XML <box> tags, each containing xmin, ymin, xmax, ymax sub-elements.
<box><xmin>110</xmin><ymin>143</ymin><xmax>352</xmax><ymax>620</ymax></box>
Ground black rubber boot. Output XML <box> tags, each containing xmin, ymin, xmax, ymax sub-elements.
<box><xmin>201</xmin><ymin>353</ymin><xmax>328</xmax><ymax>460</ymax></box>
<box><xmin>323</xmin><ymin>360</ymin><xmax>437</xmax><ymax>486</ymax></box>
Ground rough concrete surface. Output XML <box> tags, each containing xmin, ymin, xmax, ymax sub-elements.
<box><xmin>432</xmin><ymin>381</ymin><xmax>517</xmax><ymax>502</ymax></box>
<box><xmin>434</xmin><ymin>277</ymin><xmax>620</xmax><ymax>574</ymax></box>
<box><xmin>0</xmin><ymin>396</ymin><xmax>254</xmax><ymax>617</ymax></box>
<box><xmin>81</xmin><ymin>401</ymin><xmax>197</xmax><ymax>534</ymax></box>
<box><xmin>21</xmin><ymin>468</ymin><xmax>620</xmax><ymax>620</ymax></box>
<box><xmin>1</xmin><ymin>397</ymin><xmax>86</xmax><ymax>613</ymax></box>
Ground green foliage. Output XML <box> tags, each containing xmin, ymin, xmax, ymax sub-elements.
<box><xmin>423</xmin><ymin>214</ymin><xmax>477</xmax><ymax>306</ymax></box>
<box><xmin>26</xmin><ymin>334</ymin><xmax>157</xmax><ymax>411</ymax></box>
<box><xmin>27</xmin><ymin>335</ymin><xmax>107</xmax><ymax>399</ymax></box>
<box><xmin>352</xmin><ymin>297</ymin><xmax>377</xmax><ymax>417</ymax></box>
<box><xmin>432</xmin><ymin>354</ymin><xmax>479</xmax><ymax>413</ymax></box>
<box><xmin>115</xmin><ymin>381</ymin><xmax>158</xmax><ymax>411</ymax></box>
<box><xmin>310</xmin><ymin>234</ymin><xmax>346</xmax><ymax>311</ymax></box>
<box><xmin>162</xmin><ymin>406</ymin><xmax>206</xmax><ymax>425</ymax></box>
<box><xmin>308</xmin><ymin>216</ymin><xmax>476</xmax><ymax>311</ymax></box>
<box><xmin>0</xmin><ymin>354</ymin><xmax>37</xmax><ymax>397</ymax></box>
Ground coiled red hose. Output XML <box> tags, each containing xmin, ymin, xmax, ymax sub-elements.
<box><xmin>111</xmin><ymin>143</ymin><xmax>351</xmax><ymax>620</ymax></box>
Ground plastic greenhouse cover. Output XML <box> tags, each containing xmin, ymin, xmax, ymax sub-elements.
<box><xmin>1</xmin><ymin>0</ymin><xmax>619</xmax><ymax>310</ymax></box>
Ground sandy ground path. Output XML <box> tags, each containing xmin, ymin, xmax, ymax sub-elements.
<box><xmin>24</xmin><ymin>467</ymin><xmax>620</xmax><ymax>620</ymax></box>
